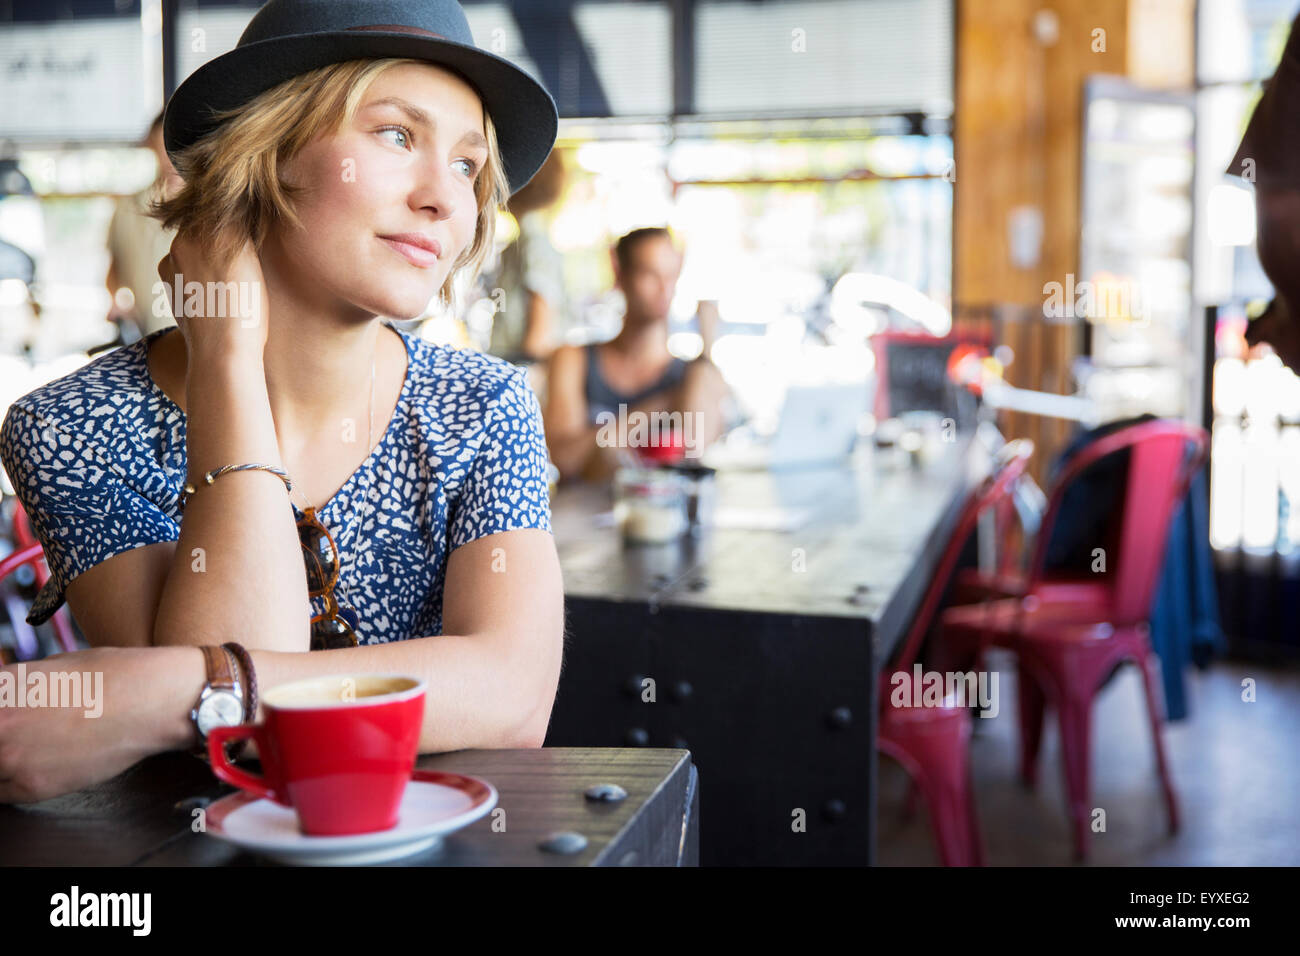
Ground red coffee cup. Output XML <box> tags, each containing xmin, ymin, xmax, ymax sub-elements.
<box><xmin>208</xmin><ymin>674</ymin><xmax>426</xmax><ymax>836</ymax></box>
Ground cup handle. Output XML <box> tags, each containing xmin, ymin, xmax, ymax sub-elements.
<box><xmin>208</xmin><ymin>725</ymin><xmax>281</xmax><ymax>803</ymax></box>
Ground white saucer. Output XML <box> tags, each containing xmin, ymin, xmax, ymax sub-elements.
<box><xmin>204</xmin><ymin>770</ymin><xmax>497</xmax><ymax>865</ymax></box>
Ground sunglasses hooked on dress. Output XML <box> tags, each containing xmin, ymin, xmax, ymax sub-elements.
<box><xmin>180</xmin><ymin>462</ymin><xmax>361</xmax><ymax>650</ymax></box>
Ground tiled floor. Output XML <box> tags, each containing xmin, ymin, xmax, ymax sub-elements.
<box><xmin>877</xmin><ymin>652</ymin><xmax>1300</xmax><ymax>865</ymax></box>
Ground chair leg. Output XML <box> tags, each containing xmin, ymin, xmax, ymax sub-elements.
<box><xmin>1138</xmin><ymin>651</ymin><xmax>1180</xmax><ymax>835</ymax></box>
<box><xmin>914</xmin><ymin>741</ymin><xmax>981</xmax><ymax>867</ymax></box>
<box><xmin>1017</xmin><ymin>664</ymin><xmax>1047</xmax><ymax>789</ymax></box>
<box><xmin>880</xmin><ymin>713</ymin><xmax>983</xmax><ymax>866</ymax></box>
<box><xmin>1055</xmin><ymin>692</ymin><xmax>1094</xmax><ymax>861</ymax></box>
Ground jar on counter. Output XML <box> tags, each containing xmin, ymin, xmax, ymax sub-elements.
<box><xmin>614</xmin><ymin>468</ymin><xmax>688</xmax><ymax>544</ymax></box>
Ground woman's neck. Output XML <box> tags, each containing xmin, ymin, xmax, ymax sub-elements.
<box><xmin>262</xmin><ymin>317</ymin><xmax>387</xmax><ymax>458</ymax></box>
<box><xmin>151</xmin><ymin>311</ymin><xmax>399</xmax><ymax>458</ymax></box>
<box><xmin>253</xmin><ymin>234</ymin><xmax>393</xmax><ymax>457</ymax></box>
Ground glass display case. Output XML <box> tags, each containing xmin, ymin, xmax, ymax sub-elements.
<box><xmin>1079</xmin><ymin>76</ymin><xmax>1196</xmax><ymax>422</ymax></box>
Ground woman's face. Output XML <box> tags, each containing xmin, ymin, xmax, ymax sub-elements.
<box><xmin>271</xmin><ymin>62</ymin><xmax>488</xmax><ymax>321</ymax></box>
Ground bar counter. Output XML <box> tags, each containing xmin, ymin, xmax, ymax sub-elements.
<box><xmin>545</xmin><ymin>429</ymin><xmax>994</xmax><ymax>865</ymax></box>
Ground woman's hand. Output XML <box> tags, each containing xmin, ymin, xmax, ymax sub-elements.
<box><xmin>157</xmin><ymin>232</ymin><xmax>269</xmax><ymax>363</ymax></box>
<box><xmin>0</xmin><ymin>646</ymin><xmax>200</xmax><ymax>804</ymax></box>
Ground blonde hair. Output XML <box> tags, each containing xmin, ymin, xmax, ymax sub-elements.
<box><xmin>150</xmin><ymin>58</ymin><xmax>510</xmax><ymax>314</ymax></box>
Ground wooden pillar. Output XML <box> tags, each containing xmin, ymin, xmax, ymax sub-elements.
<box><xmin>954</xmin><ymin>0</ymin><xmax>1129</xmax><ymax>483</ymax></box>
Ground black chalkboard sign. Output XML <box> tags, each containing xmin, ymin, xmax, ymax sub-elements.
<box><xmin>874</xmin><ymin>333</ymin><xmax>986</xmax><ymax>423</ymax></box>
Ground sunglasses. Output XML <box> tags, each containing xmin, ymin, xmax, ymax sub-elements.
<box><xmin>297</xmin><ymin>506</ymin><xmax>361</xmax><ymax>650</ymax></box>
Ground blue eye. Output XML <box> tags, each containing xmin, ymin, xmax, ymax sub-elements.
<box><xmin>453</xmin><ymin>157</ymin><xmax>479</xmax><ymax>178</ymax></box>
<box><xmin>379</xmin><ymin>125</ymin><xmax>412</xmax><ymax>149</ymax></box>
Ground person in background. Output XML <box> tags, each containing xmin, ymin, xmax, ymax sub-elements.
<box><xmin>544</xmin><ymin>226</ymin><xmax>730</xmax><ymax>481</ymax></box>
<box><xmin>485</xmin><ymin>149</ymin><xmax>567</xmax><ymax>364</ymax></box>
<box><xmin>1228</xmin><ymin>10</ymin><xmax>1300</xmax><ymax>374</ymax></box>
<box><xmin>105</xmin><ymin>111</ymin><xmax>184</xmax><ymax>344</ymax></box>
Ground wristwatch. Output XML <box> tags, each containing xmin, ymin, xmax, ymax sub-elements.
<box><xmin>190</xmin><ymin>645</ymin><xmax>245</xmax><ymax>754</ymax></box>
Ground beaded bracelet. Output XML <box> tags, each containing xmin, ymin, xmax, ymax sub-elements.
<box><xmin>179</xmin><ymin>463</ymin><xmax>292</xmax><ymax>513</ymax></box>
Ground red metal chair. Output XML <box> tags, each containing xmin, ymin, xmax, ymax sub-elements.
<box><xmin>6</xmin><ymin>503</ymin><xmax>79</xmax><ymax>656</ymax></box>
<box><xmin>937</xmin><ymin>420</ymin><xmax>1209</xmax><ymax>860</ymax></box>
<box><xmin>877</xmin><ymin>438</ymin><xmax>1034</xmax><ymax>866</ymax></box>
<box><xmin>0</xmin><ymin>542</ymin><xmax>54</xmax><ymax>661</ymax></box>
<box><xmin>947</xmin><ymin>470</ymin><xmax>1109</xmax><ymax>618</ymax></box>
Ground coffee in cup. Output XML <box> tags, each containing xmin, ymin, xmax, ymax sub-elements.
<box><xmin>208</xmin><ymin>673</ymin><xmax>426</xmax><ymax>836</ymax></box>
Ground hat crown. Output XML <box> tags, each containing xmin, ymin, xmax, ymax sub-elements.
<box><xmin>166</xmin><ymin>0</ymin><xmax>556</xmax><ymax>193</ymax></box>
<box><xmin>240</xmin><ymin>0</ymin><xmax>475</xmax><ymax>49</ymax></box>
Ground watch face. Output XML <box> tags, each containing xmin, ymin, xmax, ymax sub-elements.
<box><xmin>196</xmin><ymin>691</ymin><xmax>243</xmax><ymax>736</ymax></box>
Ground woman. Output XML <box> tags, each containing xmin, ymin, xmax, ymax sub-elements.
<box><xmin>1227</xmin><ymin>10</ymin><xmax>1300</xmax><ymax>375</ymax></box>
<box><xmin>0</xmin><ymin>0</ymin><xmax>564</xmax><ymax>803</ymax></box>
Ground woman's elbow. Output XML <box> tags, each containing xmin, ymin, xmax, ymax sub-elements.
<box><xmin>509</xmin><ymin>712</ymin><xmax>551</xmax><ymax>749</ymax></box>
<box><xmin>509</xmin><ymin>654</ymin><xmax>560</xmax><ymax>748</ymax></box>
<box><xmin>511</xmin><ymin>726</ymin><xmax>548</xmax><ymax>749</ymax></box>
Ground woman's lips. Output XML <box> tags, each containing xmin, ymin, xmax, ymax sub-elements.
<box><xmin>378</xmin><ymin>235</ymin><xmax>440</xmax><ymax>268</ymax></box>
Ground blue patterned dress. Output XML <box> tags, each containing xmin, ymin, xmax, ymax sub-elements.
<box><xmin>0</xmin><ymin>322</ymin><xmax>553</xmax><ymax>644</ymax></box>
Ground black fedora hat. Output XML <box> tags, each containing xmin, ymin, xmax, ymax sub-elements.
<box><xmin>163</xmin><ymin>0</ymin><xmax>558</xmax><ymax>194</ymax></box>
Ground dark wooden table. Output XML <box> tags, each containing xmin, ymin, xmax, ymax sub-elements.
<box><xmin>0</xmin><ymin>747</ymin><xmax>698</xmax><ymax>866</ymax></box>
<box><xmin>545</xmin><ymin>432</ymin><xmax>994</xmax><ymax>865</ymax></box>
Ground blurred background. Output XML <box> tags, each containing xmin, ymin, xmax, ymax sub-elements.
<box><xmin>2</xmin><ymin>0</ymin><xmax>1296</xmax><ymax>658</ymax></box>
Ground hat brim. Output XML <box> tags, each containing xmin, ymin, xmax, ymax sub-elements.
<box><xmin>163</xmin><ymin>30</ymin><xmax>558</xmax><ymax>194</ymax></box>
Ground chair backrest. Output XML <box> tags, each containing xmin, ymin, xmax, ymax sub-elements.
<box><xmin>1027</xmin><ymin>419</ymin><xmax>1208</xmax><ymax>625</ymax></box>
<box><xmin>11</xmin><ymin>502</ymin><xmax>55</xmax><ymax>591</ymax></box>
<box><xmin>0</xmin><ymin>542</ymin><xmax>48</xmax><ymax>662</ymax></box>
<box><xmin>12</xmin><ymin>502</ymin><xmax>38</xmax><ymax>549</ymax></box>
<box><xmin>889</xmin><ymin>438</ymin><xmax>1034</xmax><ymax>674</ymax></box>
<box><xmin>0</xmin><ymin>543</ymin><xmax>47</xmax><ymax>584</ymax></box>
<box><xmin>0</xmin><ymin>540</ymin><xmax>80</xmax><ymax>658</ymax></box>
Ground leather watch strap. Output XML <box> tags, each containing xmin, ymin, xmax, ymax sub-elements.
<box><xmin>201</xmin><ymin>644</ymin><xmax>237</xmax><ymax>691</ymax></box>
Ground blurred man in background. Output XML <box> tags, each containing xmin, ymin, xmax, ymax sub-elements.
<box><xmin>544</xmin><ymin>226</ymin><xmax>729</xmax><ymax>480</ymax></box>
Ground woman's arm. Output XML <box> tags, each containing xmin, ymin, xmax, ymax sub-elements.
<box><xmin>247</xmin><ymin>528</ymin><xmax>564</xmax><ymax>751</ymax></box>
<box><xmin>519</xmin><ymin>290</ymin><xmax>555</xmax><ymax>362</ymax></box>
<box><xmin>542</xmin><ymin>344</ymin><xmax>600</xmax><ymax>478</ymax></box>
<box><xmin>0</xmin><ymin>529</ymin><xmax>563</xmax><ymax>804</ymax></box>
<box><xmin>149</xmin><ymin>236</ymin><xmax>310</xmax><ymax>653</ymax></box>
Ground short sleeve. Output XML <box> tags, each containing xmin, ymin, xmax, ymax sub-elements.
<box><xmin>0</xmin><ymin>402</ymin><xmax>179</xmax><ymax>625</ymax></box>
<box><xmin>448</xmin><ymin>367</ymin><xmax>552</xmax><ymax>550</ymax></box>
